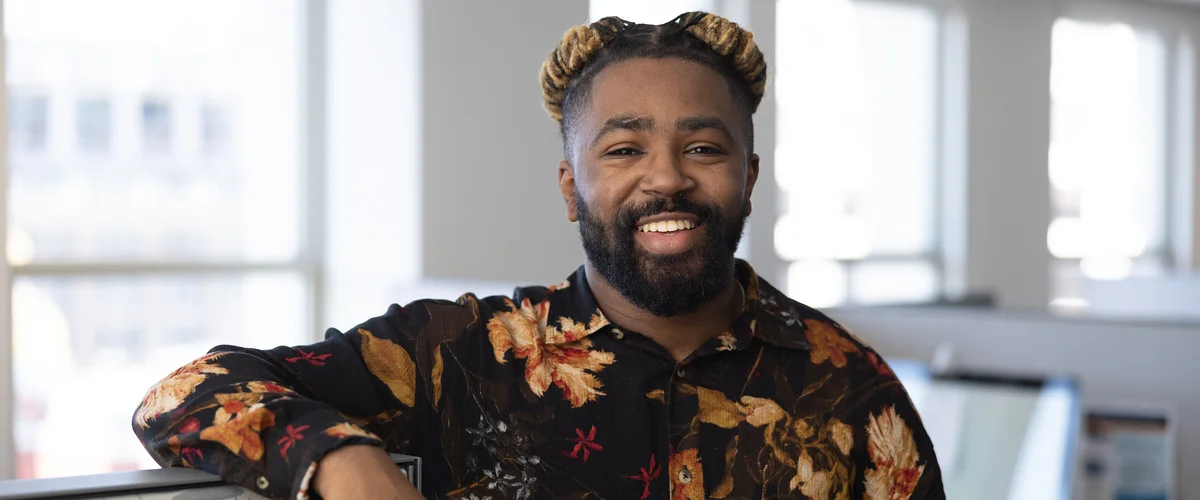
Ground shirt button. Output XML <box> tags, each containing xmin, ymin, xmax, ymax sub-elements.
<box><xmin>256</xmin><ymin>476</ymin><xmax>270</xmax><ymax>489</ymax></box>
<box><xmin>676</xmin><ymin>367</ymin><xmax>687</xmax><ymax>378</ymax></box>
<box><xmin>612</xmin><ymin>328</ymin><xmax>624</xmax><ymax>340</ymax></box>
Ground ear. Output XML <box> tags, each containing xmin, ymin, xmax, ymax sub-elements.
<box><xmin>744</xmin><ymin>153</ymin><xmax>760</xmax><ymax>216</ymax></box>
<box><xmin>558</xmin><ymin>160</ymin><xmax>579</xmax><ymax>222</ymax></box>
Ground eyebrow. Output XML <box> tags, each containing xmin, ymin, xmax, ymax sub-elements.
<box><xmin>588</xmin><ymin>114</ymin><xmax>735</xmax><ymax>151</ymax></box>
<box><xmin>589</xmin><ymin>114</ymin><xmax>654</xmax><ymax>151</ymax></box>
<box><xmin>676</xmin><ymin>116</ymin><xmax>734</xmax><ymax>143</ymax></box>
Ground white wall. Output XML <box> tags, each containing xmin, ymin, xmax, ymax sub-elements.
<box><xmin>419</xmin><ymin>0</ymin><xmax>589</xmax><ymax>285</ymax></box>
<box><xmin>325</xmin><ymin>0</ymin><xmax>422</xmax><ymax>329</ymax></box>
<box><xmin>960</xmin><ymin>0</ymin><xmax>1057</xmax><ymax>309</ymax></box>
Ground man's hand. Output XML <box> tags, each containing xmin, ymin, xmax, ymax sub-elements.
<box><xmin>314</xmin><ymin>445</ymin><xmax>424</xmax><ymax>499</ymax></box>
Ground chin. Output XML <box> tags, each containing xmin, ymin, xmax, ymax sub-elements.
<box><xmin>635</xmin><ymin>250</ymin><xmax>706</xmax><ymax>280</ymax></box>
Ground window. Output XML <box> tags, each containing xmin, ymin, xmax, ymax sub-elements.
<box><xmin>140</xmin><ymin>98</ymin><xmax>172</xmax><ymax>155</ymax></box>
<box><xmin>75</xmin><ymin>98</ymin><xmax>112</xmax><ymax>154</ymax></box>
<box><xmin>1047</xmin><ymin>18</ymin><xmax>1184</xmax><ymax>302</ymax></box>
<box><xmin>5</xmin><ymin>0</ymin><xmax>308</xmax><ymax>479</ymax></box>
<box><xmin>201</xmin><ymin>102</ymin><xmax>230</xmax><ymax>158</ymax></box>
<box><xmin>8</xmin><ymin>93</ymin><xmax>48</xmax><ymax>155</ymax></box>
<box><xmin>774</xmin><ymin>0</ymin><xmax>943</xmax><ymax>307</ymax></box>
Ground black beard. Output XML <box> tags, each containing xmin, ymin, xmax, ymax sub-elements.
<box><xmin>576</xmin><ymin>191</ymin><xmax>746</xmax><ymax>317</ymax></box>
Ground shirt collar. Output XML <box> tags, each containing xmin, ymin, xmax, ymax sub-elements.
<box><xmin>522</xmin><ymin>260</ymin><xmax>811</xmax><ymax>351</ymax></box>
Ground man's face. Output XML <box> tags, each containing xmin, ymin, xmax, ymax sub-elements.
<box><xmin>558</xmin><ymin>57</ymin><xmax>759</xmax><ymax>317</ymax></box>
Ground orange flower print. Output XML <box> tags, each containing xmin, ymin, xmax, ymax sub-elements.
<box><xmin>865</xmin><ymin>406</ymin><xmax>925</xmax><ymax>500</ymax></box>
<box><xmin>177</xmin><ymin>417</ymin><xmax>202</xmax><ymax>434</ymax></box>
<box><xmin>803</xmin><ymin>319</ymin><xmax>860</xmax><ymax>368</ymax></box>
<box><xmin>488</xmin><ymin>298</ymin><xmax>615</xmax><ymax>408</ymax></box>
<box><xmin>198</xmin><ymin>405</ymin><xmax>276</xmax><ymax>461</ymax></box>
<box><xmin>247</xmin><ymin>380</ymin><xmax>292</xmax><ymax>394</ymax></box>
<box><xmin>324</xmin><ymin>422</ymin><xmax>381</xmax><ymax>441</ymax></box>
<box><xmin>135</xmin><ymin>353</ymin><xmax>228</xmax><ymax>429</ymax></box>
<box><xmin>669</xmin><ymin>448</ymin><xmax>705</xmax><ymax>500</ymax></box>
<box><xmin>213</xmin><ymin>393</ymin><xmax>263</xmax><ymax>425</ymax></box>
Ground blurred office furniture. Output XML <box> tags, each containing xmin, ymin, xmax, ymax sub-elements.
<box><xmin>1082</xmin><ymin>277</ymin><xmax>1200</xmax><ymax>322</ymax></box>
<box><xmin>834</xmin><ymin>306</ymin><xmax>1196</xmax><ymax>499</ymax></box>
<box><xmin>0</xmin><ymin>454</ymin><xmax>421</xmax><ymax>500</ymax></box>
<box><xmin>890</xmin><ymin>360</ymin><xmax>1081</xmax><ymax>500</ymax></box>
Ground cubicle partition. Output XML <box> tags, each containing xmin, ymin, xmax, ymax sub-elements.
<box><xmin>833</xmin><ymin>306</ymin><xmax>1199</xmax><ymax>499</ymax></box>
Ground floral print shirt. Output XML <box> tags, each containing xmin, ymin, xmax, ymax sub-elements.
<box><xmin>133</xmin><ymin>260</ymin><xmax>944</xmax><ymax>499</ymax></box>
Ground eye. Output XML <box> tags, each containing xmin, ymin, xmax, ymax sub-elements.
<box><xmin>685</xmin><ymin>145</ymin><xmax>725</xmax><ymax>155</ymax></box>
<box><xmin>604</xmin><ymin>147</ymin><xmax>642</xmax><ymax>156</ymax></box>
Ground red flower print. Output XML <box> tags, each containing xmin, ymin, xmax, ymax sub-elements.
<box><xmin>177</xmin><ymin>417</ymin><xmax>201</xmax><ymax>434</ymax></box>
<box><xmin>627</xmin><ymin>454</ymin><xmax>662</xmax><ymax>500</ymax></box>
<box><xmin>277</xmin><ymin>424</ymin><xmax>310</xmax><ymax>458</ymax></box>
<box><xmin>867</xmin><ymin>351</ymin><xmax>894</xmax><ymax>378</ymax></box>
<box><xmin>562</xmin><ymin>426</ymin><xmax>603</xmax><ymax>461</ymax></box>
<box><xmin>286</xmin><ymin>349</ymin><xmax>332</xmax><ymax>367</ymax></box>
<box><xmin>180</xmin><ymin>446</ymin><xmax>204</xmax><ymax>464</ymax></box>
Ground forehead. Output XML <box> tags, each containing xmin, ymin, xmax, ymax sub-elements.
<box><xmin>583</xmin><ymin>57</ymin><xmax>742</xmax><ymax>131</ymax></box>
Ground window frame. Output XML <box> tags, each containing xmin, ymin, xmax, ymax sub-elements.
<box><xmin>0</xmin><ymin>0</ymin><xmax>329</xmax><ymax>480</ymax></box>
<box><xmin>1048</xmin><ymin>1</ymin><xmax>1200</xmax><ymax>303</ymax></box>
<box><xmin>764</xmin><ymin>0</ymin><xmax>963</xmax><ymax>306</ymax></box>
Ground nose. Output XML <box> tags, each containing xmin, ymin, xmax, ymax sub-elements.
<box><xmin>638</xmin><ymin>149</ymin><xmax>696</xmax><ymax>198</ymax></box>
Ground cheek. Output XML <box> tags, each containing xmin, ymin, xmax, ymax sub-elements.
<box><xmin>696</xmin><ymin>168</ymin><xmax>747</xmax><ymax>205</ymax></box>
<box><xmin>581</xmin><ymin>172</ymin><xmax>639</xmax><ymax>218</ymax></box>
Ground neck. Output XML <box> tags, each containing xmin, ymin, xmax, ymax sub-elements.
<box><xmin>584</xmin><ymin>262</ymin><xmax>743</xmax><ymax>363</ymax></box>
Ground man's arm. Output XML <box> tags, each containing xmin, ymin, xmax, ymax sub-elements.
<box><xmin>131</xmin><ymin>303</ymin><xmax>441</xmax><ymax>499</ymax></box>
<box><xmin>850</xmin><ymin>349</ymin><xmax>946</xmax><ymax>500</ymax></box>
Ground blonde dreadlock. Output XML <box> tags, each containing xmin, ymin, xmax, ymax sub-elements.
<box><xmin>539</xmin><ymin>12</ymin><xmax>767</xmax><ymax>124</ymax></box>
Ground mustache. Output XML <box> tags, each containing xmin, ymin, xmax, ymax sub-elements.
<box><xmin>616</xmin><ymin>195</ymin><xmax>721</xmax><ymax>229</ymax></box>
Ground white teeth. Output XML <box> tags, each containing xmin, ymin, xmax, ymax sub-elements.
<box><xmin>638</xmin><ymin>220</ymin><xmax>697</xmax><ymax>232</ymax></box>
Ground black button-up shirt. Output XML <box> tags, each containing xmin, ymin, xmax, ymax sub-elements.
<box><xmin>133</xmin><ymin>260</ymin><xmax>945</xmax><ymax>499</ymax></box>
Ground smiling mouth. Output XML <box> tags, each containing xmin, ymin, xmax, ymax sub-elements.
<box><xmin>636</xmin><ymin>219</ymin><xmax>699</xmax><ymax>233</ymax></box>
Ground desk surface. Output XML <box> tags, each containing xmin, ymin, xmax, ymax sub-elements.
<box><xmin>0</xmin><ymin>454</ymin><xmax>421</xmax><ymax>499</ymax></box>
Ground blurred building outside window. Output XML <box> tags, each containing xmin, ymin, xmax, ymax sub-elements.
<box><xmin>75</xmin><ymin>97</ymin><xmax>112</xmax><ymax>154</ymax></box>
<box><xmin>774</xmin><ymin>0</ymin><xmax>944</xmax><ymax>307</ymax></box>
<box><xmin>1047</xmin><ymin>18</ymin><xmax>1192</xmax><ymax>308</ymax></box>
<box><xmin>7</xmin><ymin>92</ymin><xmax>48</xmax><ymax>155</ymax></box>
<box><xmin>4</xmin><ymin>0</ymin><xmax>310</xmax><ymax>479</ymax></box>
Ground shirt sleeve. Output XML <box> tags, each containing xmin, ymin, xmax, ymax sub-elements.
<box><xmin>131</xmin><ymin>302</ymin><xmax>440</xmax><ymax>500</ymax></box>
<box><xmin>849</xmin><ymin>348</ymin><xmax>947</xmax><ymax>500</ymax></box>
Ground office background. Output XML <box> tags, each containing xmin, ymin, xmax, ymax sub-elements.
<box><xmin>1</xmin><ymin>0</ymin><xmax>1198</xmax><ymax>497</ymax></box>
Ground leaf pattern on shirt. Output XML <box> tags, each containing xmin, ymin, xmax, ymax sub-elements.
<box><xmin>198</xmin><ymin>405</ymin><xmax>276</xmax><ymax>461</ymax></box>
<box><xmin>131</xmin><ymin>260</ymin><xmax>944</xmax><ymax>500</ymax></box>
<box><xmin>134</xmin><ymin>352</ymin><xmax>228</xmax><ymax>429</ymax></box>
<box><xmin>487</xmin><ymin>297</ymin><xmax>614</xmax><ymax>408</ymax></box>
<box><xmin>360</xmin><ymin>328</ymin><xmax>417</xmax><ymax>407</ymax></box>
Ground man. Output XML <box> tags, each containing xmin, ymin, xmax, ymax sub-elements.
<box><xmin>133</xmin><ymin>12</ymin><xmax>944</xmax><ymax>500</ymax></box>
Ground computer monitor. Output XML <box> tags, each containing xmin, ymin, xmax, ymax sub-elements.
<box><xmin>891</xmin><ymin>360</ymin><xmax>1082</xmax><ymax>500</ymax></box>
